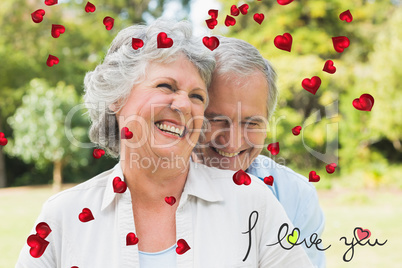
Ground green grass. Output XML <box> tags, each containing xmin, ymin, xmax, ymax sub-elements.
<box><xmin>1</xmin><ymin>186</ymin><xmax>402</xmax><ymax>267</ymax></box>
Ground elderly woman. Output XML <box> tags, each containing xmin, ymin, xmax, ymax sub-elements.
<box><xmin>16</xmin><ymin>20</ymin><xmax>313</xmax><ymax>267</ymax></box>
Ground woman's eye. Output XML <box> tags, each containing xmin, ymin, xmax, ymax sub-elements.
<box><xmin>157</xmin><ymin>83</ymin><xmax>173</xmax><ymax>90</ymax></box>
<box><xmin>190</xmin><ymin>94</ymin><xmax>205</xmax><ymax>102</ymax></box>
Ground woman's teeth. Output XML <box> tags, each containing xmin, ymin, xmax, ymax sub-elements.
<box><xmin>155</xmin><ymin>123</ymin><xmax>184</xmax><ymax>137</ymax></box>
<box><xmin>216</xmin><ymin>148</ymin><xmax>240</xmax><ymax>158</ymax></box>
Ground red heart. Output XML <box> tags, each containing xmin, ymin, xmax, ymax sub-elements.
<box><xmin>253</xmin><ymin>13</ymin><xmax>265</xmax><ymax>25</ymax></box>
<box><xmin>27</xmin><ymin>234</ymin><xmax>49</xmax><ymax>258</ymax></box>
<box><xmin>132</xmin><ymin>38</ymin><xmax>144</xmax><ymax>50</ymax></box>
<box><xmin>323</xmin><ymin>60</ymin><xmax>336</xmax><ymax>74</ymax></box>
<box><xmin>352</xmin><ymin>94</ymin><xmax>374</xmax><ymax>111</ymax></box>
<box><xmin>126</xmin><ymin>232</ymin><xmax>139</xmax><ymax>245</ymax></box>
<box><xmin>263</xmin><ymin>176</ymin><xmax>274</xmax><ymax>186</ymax></box>
<box><xmin>165</xmin><ymin>196</ymin><xmax>176</xmax><ymax>206</ymax></box>
<box><xmin>157</xmin><ymin>32</ymin><xmax>173</xmax><ymax>48</ymax></box>
<box><xmin>339</xmin><ymin>10</ymin><xmax>353</xmax><ymax>23</ymax></box>
<box><xmin>230</xmin><ymin>5</ymin><xmax>240</xmax><ymax>16</ymax></box>
<box><xmin>0</xmin><ymin>132</ymin><xmax>8</xmax><ymax>146</ymax></box>
<box><xmin>309</xmin><ymin>171</ymin><xmax>320</xmax><ymax>182</ymax></box>
<box><xmin>45</xmin><ymin>0</ymin><xmax>58</xmax><ymax>6</ymax></box>
<box><xmin>51</xmin><ymin>24</ymin><xmax>65</xmax><ymax>38</ymax></box>
<box><xmin>92</xmin><ymin>148</ymin><xmax>105</xmax><ymax>159</ymax></box>
<box><xmin>79</xmin><ymin>208</ymin><xmax>94</xmax><ymax>222</ymax></box>
<box><xmin>46</xmin><ymin>54</ymin><xmax>59</xmax><ymax>67</ymax></box>
<box><xmin>302</xmin><ymin>76</ymin><xmax>321</xmax><ymax>95</ymax></box>
<box><xmin>239</xmin><ymin>4</ymin><xmax>249</xmax><ymax>15</ymax></box>
<box><xmin>205</xmin><ymin>18</ymin><xmax>218</xmax><ymax>29</ymax></box>
<box><xmin>85</xmin><ymin>2</ymin><xmax>96</xmax><ymax>13</ymax></box>
<box><xmin>274</xmin><ymin>33</ymin><xmax>292</xmax><ymax>52</ymax></box>
<box><xmin>113</xmin><ymin>176</ymin><xmax>127</xmax><ymax>193</ymax></box>
<box><xmin>332</xmin><ymin>36</ymin><xmax>350</xmax><ymax>53</ymax></box>
<box><xmin>208</xmin><ymin>9</ymin><xmax>218</xmax><ymax>19</ymax></box>
<box><xmin>103</xmin><ymin>16</ymin><xmax>114</xmax><ymax>31</ymax></box>
<box><xmin>224</xmin><ymin>15</ymin><xmax>236</xmax><ymax>27</ymax></box>
<box><xmin>292</xmin><ymin>126</ymin><xmax>301</xmax><ymax>136</ymax></box>
<box><xmin>35</xmin><ymin>222</ymin><xmax>52</xmax><ymax>239</ymax></box>
<box><xmin>277</xmin><ymin>0</ymin><xmax>294</xmax><ymax>5</ymax></box>
<box><xmin>325</xmin><ymin>163</ymin><xmax>337</xmax><ymax>174</ymax></box>
<box><xmin>355</xmin><ymin>227</ymin><xmax>371</xmax><ymax>241</ymax></box>
<box><xmin>176</xmin><ymin>239</ymin><xmax>190</xmax><ymax>255</ymax></box>
<box><xmin>233</xmin><ymin>169</ymin><xmax>251</xmax><ymax>186</ymax></box>
<box><xmin>202</xmin><ymin>36</ymin><xmax>220</xmax><ymax>51</ymax></box>
<box><xmin>121</xmin><ymin>127</ymin><xmax>133</xmax><ymax>139</ymax></box>
<box><xmin>31</xmin><ymin>9</ymin><xmax>45</xmax><ymax>23</ymax></box>
<box><xmin>267</xmin><ymin>142</ymin><xmax>280</xmax><ymax>155</ymax></box>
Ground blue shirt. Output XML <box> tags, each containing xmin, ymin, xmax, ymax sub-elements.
<box><xmin>246</xmin><ymin>155</ymin><xmax>326</xmax><ymax>268</ymax></box>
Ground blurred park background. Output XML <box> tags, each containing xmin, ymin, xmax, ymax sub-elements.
<box><xmin>0</xmin><ymin>0</ymin><xmax>401</xmax><ymax>267</ymax></box>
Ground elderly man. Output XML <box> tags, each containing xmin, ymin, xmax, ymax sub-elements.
<box><xmin>194</xmin><ymin>36</ymin><xmax>326</xmax><ymax>267</ymax></box>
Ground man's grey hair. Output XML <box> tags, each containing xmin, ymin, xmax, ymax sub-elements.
<box><xmin>84</xmin><ymin>19</ymin><xmax>216</xmax><ymax>157</ymax></box>
<box><xmin>212</xmin><ymin>36</ymin><xmax>278</xmax><ymax>119</ymax></box>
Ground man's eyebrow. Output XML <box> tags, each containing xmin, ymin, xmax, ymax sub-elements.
<box><xmin>205</xmin><ymin>112</ymin><xmax>226</xmax><ymax>118</ymax></box>
<box><xmin>244</xmin><ymin>116</ymin><xmax>266</xmax><ymax>123</ymax></box>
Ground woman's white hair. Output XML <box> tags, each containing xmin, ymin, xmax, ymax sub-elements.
<box><xmin>212</xmin><ymin>36</ymin><xmax>278</xmax><ymax>119</ymax></box>
<box><xmin>84</xmin><ymin>19</ymin><xmax>215</xmax><ymax>157</ymax></box>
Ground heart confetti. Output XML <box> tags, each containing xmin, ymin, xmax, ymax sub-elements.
<box><xmin>176</xmin><ymin>239</ymin><xmax>191</xmax><ymax>255</ymax></box>
<box><xmin>309</xmin><ymin>171</ymin><xmax>320</xmax><ymax>182</ymax></box>
<box><xmin>352</xmin><ymin>93</ymin><xmax>374</xmax><ymax>111</ymax></box>
<box><xmin>202</xmin><ymin>36</ymin><xmax>220</xmax><ymax>51</ymax></box>
<box><xmin>233</xmin><ymin>169</ymin><xmax>251</xmax><ymax>186</ymax></box>
<box><xmin>103</xmin><ymin>16</ymin><xmax>114</xmax><ymax>31</ymax></box>
<box><xmin>44</xmin><ymin>0</ymin><xmax>58</xmax><ymax>6</ymax></box>
<box><xmin>132</xmin><ymin>38</ymin><xmax>144</xmax><ymax>50</ymax></box>
<box><xmin>263</xmin><ymin>176</ymin><xmax>274</xmax><ymax>186</ymax></box>
<box><xmin>113</xmin><ymin>176</ymin><xmax>127</xmax><ymax>193</ymax></box>
<box><xmin>51</xmin><ymin>24</ymin><xmax>65</xmax><ymax>38</ymax></box>
<box><xmin>205</xmin><ymin>18</ymin><xmax>218</xmax><ymax>30</ymax></box>
<box><xmin>230</xmin><ymin>5</ymin><xmax>240</xmax><ymax>16</ymax></box>
<box><xmin>157</xmin><ymin>32</ymin><xmax>173</xmax><ymax>48</ymax></box>
<box><xmin>253</xmin><ymin>13</ymin><xmax>265</xmax><ymax>24</ymax></box>
<box><xmin>323</xmin><ymin>60</ymin><xmax>336</xmax><ymax>74</ymax></box>
<box><xmin>325</xmin><ymin>163</ymin><xmax>337</xmax><ymax>174</ymax></box>
<box><xmin>274</xmin><ymin>33</ymin><xmax>292</xmax><ymax>52</ymax></box>
<box><xmin>35</xmin><ymin>222</ymin><xmax>52</xmax><ymax>239</ymax></box>
<box><xmin>355</xmin><ymin>227</ymin><xmax>371</xmax><ymax>240</ymax></box>
<box><xmin>277</xmin><ymin>0</ymin><xmax>294</xmax><ymax>5</ymax></box>
<box><xmin>46</xmin><ymin>54</ymin><xmax>59</xmax><ymax>67</ymax></box>
<box><xmin>165</xmin><ymin>196</ymin><xmax>176</xmax><ymax>206</ymax></box>
<box><xmin>339</xmin><ymin>10</ymin><xmax>353</xmax><ymax>23</ymax></box>
<box><xmin>27</xmin><ymin>234</ymin><xmax>49</xmax><ymax>258</ymax></box>
<box><xmin>79</xmin><ymin>208</ymin><xmax>94</xmax><ymax>222</ymax></box>
<box><xmin>302</xmin><ymin>76</ymin><xmax>321</xmax><ymax>95</ymax></box>
<box><xmin>85</xmin><ymin>2</ymin><xmax>96</xmax><ymax>13</ymax></box>
<box><xmin>0</xmin><ymin>132</ymin><xmax>8</xmax><ymax>146</ymax></box>
<box><xmin>92</xmin><ymin>148</ymin><xmax>105</xmax><ymax>159</ymax></box>
<box><xmin>31</xmin><ymin>9</ymin><xmax>45</xmax><ymax>23</ymax></box>
<box><xmin>292</xmin><ymin>126</ymin><xmax>302</xmax><ymax>136</ymax></box>
<box><xmin>267</xmin><ymin>142</ymin><xmax>280</xmax><ymax>155</ymax></box>
<box><xmin>332</xmin><ymin>36</ymin><xmax>350</xmax><ymax>53</ymax></box>
<box><xmin>224</xmin><ymin>15</ymin><xmax>236</xmax><ymax>27</ymax></box>
<box><xmin>239</xmin><ymin>4</ymin><xmax>249</xmax><ymax>15</ymax></box>
<box><xmin>208</xmin><ymin>9</ymin><xmax>218</xmax><ymax>19</ymax></box>
<box><xmin>121</xmin><ymin>127</ymin><xmax>133</xmax><ymax>139</ymax></box>
<box><xmin>126</xmin><ymin>232</ymin><xmax>139</xmax><ymax>245</ymax></box>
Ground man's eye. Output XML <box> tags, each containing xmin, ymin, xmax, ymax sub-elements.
<box><xmin>190</xmin><ymin>94</ymin><xmax>205</xmax><ymax>102</ymax></box>
<box><xmin>244</xmin><ymin>122</ymin><xmax>258</xmax><ymax>126</ymax></box>
<box><xmin>210</xmin><ymin>118</ymin><xmax>226</xmax><ymax>123</ymax></box>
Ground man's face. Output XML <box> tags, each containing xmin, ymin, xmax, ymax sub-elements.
<box><xmin>198</xmin><ymin>71</ymin><xmax>269</xmax><ymax>171</ymax></box>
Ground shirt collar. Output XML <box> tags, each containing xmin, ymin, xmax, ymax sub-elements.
<box><xmin>101</xmin><ymin>160</ymin><xmax>223</xmax><ymax>211</ymax></box>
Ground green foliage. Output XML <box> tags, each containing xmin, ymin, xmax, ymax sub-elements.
<box><xmin>5</xmin><ymin>79</ymin><xmax>89</xmax><ymax>170</ymax></box>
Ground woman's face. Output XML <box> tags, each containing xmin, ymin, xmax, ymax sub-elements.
<box><xmin>116</xmin><ymin>54</ymin><xmax>207</xmax><ymax>163</ymax></box>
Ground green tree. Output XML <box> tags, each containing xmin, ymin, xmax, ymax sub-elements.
<box><xmin>5</xmin><ymin>79</ymin><xmax>89</xmax><ymax>191</ymax></box>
